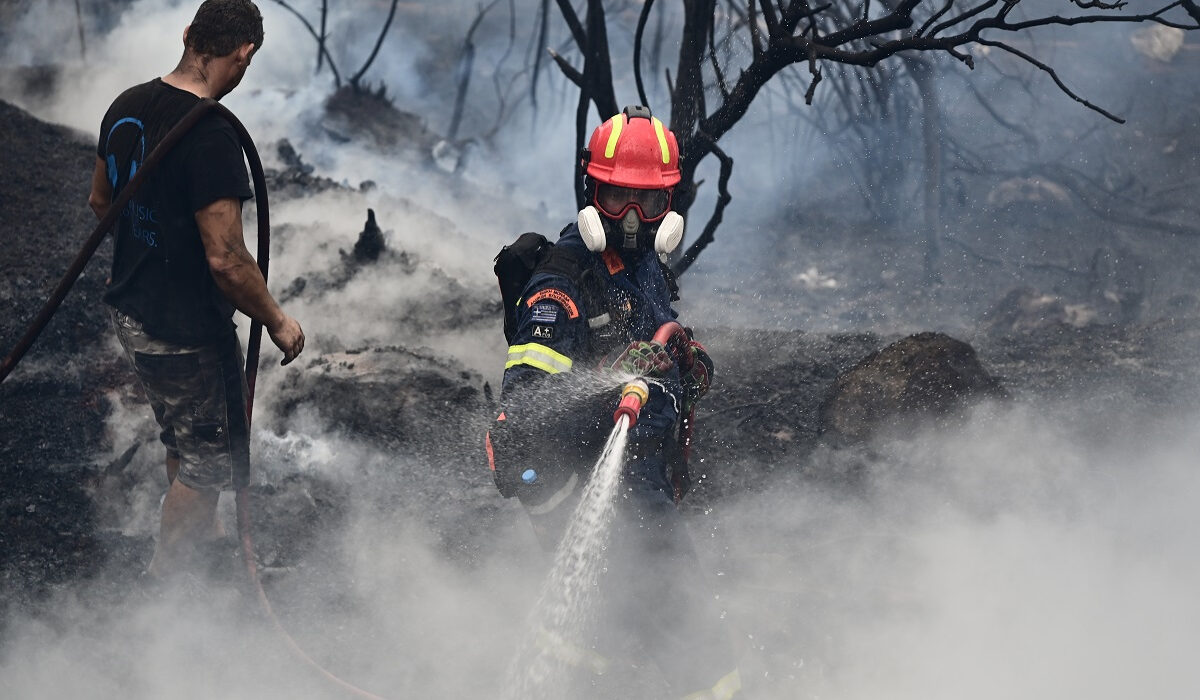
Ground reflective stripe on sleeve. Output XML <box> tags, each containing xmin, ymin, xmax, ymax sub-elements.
<box><xmin>506</xmin><ymin>343</ymin><xmax>574</xmax><ymax>374</ymax></box>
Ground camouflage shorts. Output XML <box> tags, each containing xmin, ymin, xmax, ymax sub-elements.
<box><xmin>111</xmin><ymin>310</ymin><xmax>250</xmax><ymax>491</ymax></box>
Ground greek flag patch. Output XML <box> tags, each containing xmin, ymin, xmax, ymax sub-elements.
<box><xmin>531</xmin><ymin>303</ymin><xmax>558</xmax><ymax>324</ymax></box>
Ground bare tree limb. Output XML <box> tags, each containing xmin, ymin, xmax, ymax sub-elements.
<box><xmin>531</xmin><ymin>0</ymin><xmax>550</xmax><ymax>108</ymax></box>
<box><xmin>757</xmin><ymin>0</ymin><xmax>780</xmax><ymax>37</ymax></box>
<box><xmin>709</xmin><ymin>6</ymin><xmax>731</xmax><ymax>99</ymax></box>
<box><xmin>803</xmin><ymin>47</ymin><xmax>822</xmax><ymax>104</ymax></box>
<box><xmin>348</xmin><ymin>0</ymin><xmax>400</xmax><ymax>89</ymax></box>
<box><xmin>449</xmin><ymin>0</ymin><xmax>503</xmax><ymax>142</ymax></box>
<box><xmin>73</xmin><ymin>0</ymin><xmax>86</xmax><ymax>59</ymax></box>
<box><xmin>976</xmin><ymin>39</ymin><xmax>1124</xmax><ymax>123</ymax></box>
<box><xmin>673</xmin><ymin>136</ymin><xmax>734</xmax><ymax>276</ymax></box>
<box><xmin>270</xmin><ymin>0</ymin><xmax>342</xmax><ymax>87</ymax></box>
<box><xmin>317</xmin><ymin>0</ymin><xmax>328</xmax><ymax>70</ymax></box>
<box><xmin>917</xmin><ymin>0</ymin><xmax>956</xmax><ymax>37</ymax></box>
<box><xmin>749</xmin><ymin>0</ymin><xmax>764</xmax><ymax>55</ymax></box>
<box><xmin>582</xmin><ymin>0</ymin><xmax>618</xmax><ymax>120</ymax></box>
<box><xmin>548</xmin><ymin>48</ymin><xmax>585</xmax><ymax>87</ymax></box>
<box><xmin>635</xmin><ymin>0</ymin><xmax>657</xmax><ymax>108</ymax></box>
<box><xmin>1070</xmin><ymin>0</ymin><xmax>1127</xmax><ymax>9</ymax></box>
<box><xmin>553</xmin><ymin>0</ymin><xmax>588</xmax><ymax>52</ymax></box>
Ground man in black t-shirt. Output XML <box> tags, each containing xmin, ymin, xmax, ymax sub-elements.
<box><xmin>88</xmin><ymin>0</ymin><xmax>304</xmax><ymax>579</ymax></box>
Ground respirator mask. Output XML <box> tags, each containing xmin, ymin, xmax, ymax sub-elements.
<box><xmin>577</xmin><ymin>182</ymin><xmax>683</xmax><ymax>258</ymax></box>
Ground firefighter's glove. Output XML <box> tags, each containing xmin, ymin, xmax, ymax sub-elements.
<box><xmin>679</xmin><ymin>340</ymin><xmax>714</xmax><ymax>403</ymax></box>
<box><xmin>609</xmin><ymin>340</ymin><xmax>673</xmax><ymax>377</ymax></box>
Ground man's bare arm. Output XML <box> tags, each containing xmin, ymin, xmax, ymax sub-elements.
<box><xmin>197</xmin><ymin>197</ymin><xmax>304</xmax><ymax>364</ymax></box>
<box><xmin>88</xmin><ymin>156</ymin><xmax>112</xmax><ymax>221</ymax></box>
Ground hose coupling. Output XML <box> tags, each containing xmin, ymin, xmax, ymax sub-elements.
<box><xmin>613</xmin><ymin>378</ymin><xmax>650</xmax><ymax>427</ymax></box>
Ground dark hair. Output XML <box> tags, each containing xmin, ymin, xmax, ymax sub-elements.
<box><xmin>185</xmin><ymin>0</ymin><xmax>264</xmax><ymax>57</ymax></box>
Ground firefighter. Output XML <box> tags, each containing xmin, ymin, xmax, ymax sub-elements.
<box><xmin>489</xmin><ymin>106</ymin><xmax>740</xmax><ymax>700</ymax></box>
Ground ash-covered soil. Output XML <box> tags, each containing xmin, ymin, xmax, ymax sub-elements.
<box><xmin>4</xmin><ymin>93</ymin><xmax>1200</xmax><ymax>697</ymax></box>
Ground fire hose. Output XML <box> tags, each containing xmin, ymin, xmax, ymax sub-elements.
<box><xmin>0</xmin><ymin>99</ymin><xmax>388</xmax><ymax>700</ymax></box>
<box><xmin>611</xmin><ymin>320</ymin><xmax>696</xmax><ymax>502</ymax></box>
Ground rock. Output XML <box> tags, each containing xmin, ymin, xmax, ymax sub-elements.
<box><xmin>817</xmin><ymin>332</ymin><xmax>1005</xmax><ymax>441</ymax></box>
<box><xmin>273</xmin><ymin>346</ymin><xmax>489</xmax><ymax>461</ymax></box>
<box><xmin>981</xmin><ymin>287</ymin><xmax>1097</xmax><ymax>336</ymax></box>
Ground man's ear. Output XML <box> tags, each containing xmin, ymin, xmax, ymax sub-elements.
<box><xmin>238</xmin><ymin>43</ymin><xmax>256</xmax><ymax>64</ymax></box>
<box><xmin>182</xmin><ymin>25</ymin><xmax>190</xmax><ymax>45</ymax></box>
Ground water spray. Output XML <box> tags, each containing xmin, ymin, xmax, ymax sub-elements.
<box><xmin>505</xmin><ymin>321</ymin><xmax>691</xmax><ymax>697</ymax></box>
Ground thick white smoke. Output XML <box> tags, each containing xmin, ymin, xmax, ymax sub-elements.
<box><xmin>3</xmin><ymin>2</ymin><xmax>1200</xmax><ymax>699</ymax></box>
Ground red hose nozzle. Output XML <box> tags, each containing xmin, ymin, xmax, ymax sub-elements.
<box><xmin>613</xmin><ymin>379</ymin><xmax>650</xmax><ymax>426</ymax></box>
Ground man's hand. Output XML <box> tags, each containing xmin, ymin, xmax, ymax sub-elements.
<box><xmin>609</xmin><ymin>340</ymin><xmax>673</xmax><ymax>377</ymax></box>
<box><xmin>267</xmin><ymin>314</ymin><xmax>305</xmax><ymax>365</ymax></box>
<box><xmin>679</xmin><ymin>340</ymin><xmax>714</xmax><ymax>403</ymax></box>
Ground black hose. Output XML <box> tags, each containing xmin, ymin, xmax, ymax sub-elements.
<box><xmin>0</xmin><ymin>98</ymin><xmax>388</xmax><ymax>700</ymax></box>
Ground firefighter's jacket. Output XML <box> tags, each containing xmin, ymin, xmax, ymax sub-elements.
<box><xmin>492</xmin><ymin>224</ymin><xmax>685</xmax><ymax>512</ymax></box>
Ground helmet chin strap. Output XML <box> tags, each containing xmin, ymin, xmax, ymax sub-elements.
<box><xmin>576</xmin><ymin>206</ymin><xmax>686</xmax><ymax>257</ymax></box>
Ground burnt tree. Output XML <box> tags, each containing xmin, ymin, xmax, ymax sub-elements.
<box><xmin>271</xmin><ymin>0</ymin><xmax>400</xmax><ymax>91</ymax></box>
<box><xmin>547</xmin><ymin>0</ymin><xmax>1199</xmax><ymax>276</ymax></box>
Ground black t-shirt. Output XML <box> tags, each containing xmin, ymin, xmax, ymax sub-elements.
<box><xmin>97</xmin><ymin>78</ymin><xmax>252</xmax><ymax>344</ymax></box>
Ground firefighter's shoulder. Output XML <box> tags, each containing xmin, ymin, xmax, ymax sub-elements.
<box><xmin>518</xmin><ymin>274</ymin><xmax>582</xmax><ymax>324</ymax></box>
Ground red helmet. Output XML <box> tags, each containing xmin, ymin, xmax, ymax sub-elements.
<box><xmin>584</xmin><ymin>105</ymin><xmax>681</xmax><ymax>190</ymax></box>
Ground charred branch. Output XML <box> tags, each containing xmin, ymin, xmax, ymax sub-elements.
<box><xmin>530</xmin><ymin>0</ymin><xmax>551</xmax><ymax>108</ymax></box>
<box><xmin>634</xmin><ymin>0</ymin><xmax>657</xmax><ymax>108</ymax></box>
<box><xmin>74</xmin><ymin>0</ymin><xmax>85</xmax><ymax>60</ymax></box>
<box><xmin>673</xmin><ymin>137</ymin><xmax>734</xmax><ymax>276</ymax></box>
<box><xmin>317</xmin><ymin>0</ymin><xmax>328</xmax><ymax>71</ymax></box>
<box><xmin>348</xmin><ymin>0</ymin><xmax>400</xmax><ymax>90</ymax></box>
<box><xmin>975</xmin><ymin>39</ymin><xmax>1124</xmax><ymax>123</ymax></box>
<box><xmin>554</xmin><ymin>0</ymin><xmax>589</xmax><ymax>52</ymax></box>
<box><xmin>271</xmin><ymin>0</ymin><xmax>342</xmax><ymax>87</ymax></box>
<box><xmin>448</xmin><ymin>0</ymin><xmax>501</xmax><ymax>143</ymax></box>
<box><xmin>709</xmin><ymin>8</ymin><xmax>732</xmax><ymax>99</ymax></box>
<box><xmin>548</xmin><ymin>48</ymin><xmax>585</xmax><ymax>87</ymax></box>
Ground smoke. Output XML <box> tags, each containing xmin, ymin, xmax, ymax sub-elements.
<box><xmin>5</xmin><ymin>375</ymin><xmax>1200</xmax><ymax>698</ymax></box>
<box><xmin>700</xmin><ymin>399</ymin><xmax>1200</xmax><ymax>699</ymax></box>
<box><xmin>3</xmin><ymin>1</ymin><xmax>1200</xmax><ymax>698</ymax></box>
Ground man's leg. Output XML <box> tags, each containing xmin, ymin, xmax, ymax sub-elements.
<box><xmin>112</xmin><ymin>311</ymin><xmax>244</xmax><ymax>578</ymax></box>
<box><xmin>148</xmin><ymin>478</ymin><xmax>222</xmax><ymax>577</ymax></box>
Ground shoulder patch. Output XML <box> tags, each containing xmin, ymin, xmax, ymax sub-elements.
<box><xmin>531</xmin><ymin>303</ymin><xmax>559</xmax><ymax>324</ymax></box>
<box><xmin>531</xmin><ymin>325</ymin><xmax>554</xmax><ymax>339</ymax></box>
<box><xmin>526</xmin><ymin>288</ymin><xmax>579</xmax><ymax>319</ymax></box>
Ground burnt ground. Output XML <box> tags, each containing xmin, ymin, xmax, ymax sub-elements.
<box><xmin>3</xmin><ymin>89</ymin><xmax>1200</xmax><ymax>698</ymax></box>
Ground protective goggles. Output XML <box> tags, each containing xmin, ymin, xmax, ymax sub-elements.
<box><xmin>594</xmin><ymin>183</ymin><xmax>672</xmax><ymax>222</ymax></box>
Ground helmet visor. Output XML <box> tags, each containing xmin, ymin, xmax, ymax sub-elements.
<box><xmin>594</xmin><ymin>183</ymin><xmax>672</xmax><ymax>222</ymax></box>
